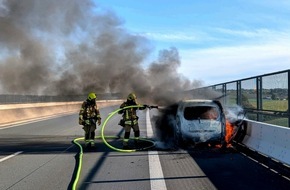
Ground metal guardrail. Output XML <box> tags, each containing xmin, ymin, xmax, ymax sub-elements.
<box><xmin>241</xmin><ymin>119</ymin><xmax>290</xmax><ymax>166</ymax></box>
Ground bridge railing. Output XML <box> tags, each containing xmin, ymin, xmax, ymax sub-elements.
<box><xmin>0</xmin><ymin>93</ymin><xmax>122</xmax><ymax>104</ymax></box>
<box><xmin>1</xmin><ymin>70</ymin><xmax>289</xmax><ymax>127</ymax></box>
<box><xmin>192</xmin><ymin>69</ymin><xmax>290</xmax><ymax>127</ymax></box>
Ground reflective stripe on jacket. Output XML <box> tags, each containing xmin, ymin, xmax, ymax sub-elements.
<box><xmin>119</xmin><ymin>101</ymin><xmax>140</xmax><ymax>125</ymax></box>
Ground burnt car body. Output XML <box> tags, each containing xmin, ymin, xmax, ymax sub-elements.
<box><xmin>174</xmin><ymin>99</ymin><xmax>227</xmax><ymax>147</ymax></box>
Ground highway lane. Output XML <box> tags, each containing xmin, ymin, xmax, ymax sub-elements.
<box><xmin>1</xmin><ymin>105</ymin><xmax>290</xmax><ymax>190</ymax></box>
<box><xmin>0</xmin><ymin>112</ymin><xmax>81</xmax><ymax>190</ymax></box>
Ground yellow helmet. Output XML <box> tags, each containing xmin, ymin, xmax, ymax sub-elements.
<box><xmin>88</xmin><ymin>92</ymin><xmax>97</xmax><ymax>101</ymax></box>
<box><xmin>127</xmin><ymin>92</ymin><xmax>137</xmax><ymax>101</ymax></box>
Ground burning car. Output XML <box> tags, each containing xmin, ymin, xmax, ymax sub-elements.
<box><xmin>173</xmin><ymin>99</ymin><xmax>227</xmax><ymax>147</ymax></box>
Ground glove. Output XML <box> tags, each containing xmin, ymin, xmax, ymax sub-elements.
<box><xmin>84</xmin><ymin>120</ymin><xmax>90</xmax><ymax>125</ymax></box>
<box><xmin>97</xmin><ymin>118</ymin><xmax>101</xmax><ymax>126</ymax></box>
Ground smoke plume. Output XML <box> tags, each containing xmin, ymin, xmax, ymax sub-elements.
<box><xmin>0</xmin><ymin>0</ymin><xmax>204</xmax><ymax>105</ymax></box>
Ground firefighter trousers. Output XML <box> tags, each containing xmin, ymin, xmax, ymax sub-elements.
<box><xmin>123</xmin><ymin>123</ymin><xmax>140</xmax><ymax>146</ymax></box>
<box><xmin>83</xmin><ymin>124</ymin><xmax>96</xmax><ymax>140</ymax></box>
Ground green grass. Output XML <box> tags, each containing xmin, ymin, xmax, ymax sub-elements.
<box><xmin>241</xmin><ymin>99</ymin><xmax>288</xmax><ymax>111</ymax></box>
<box><xmin>226</xmin><ymin>96</ymin><xmax>288</xmax><ymax>112</ymax></box>
<box><xmin>263</xmin><ymin>118</ymin><xmax>289</xmax><ymax>127</ymax></box>
<box><xmin>262</xmin><ymin>100</ymin><xmax>288</xmax><ymax>111</ymax></box>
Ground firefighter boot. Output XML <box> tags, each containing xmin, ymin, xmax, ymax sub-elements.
<box><xmin>123</xmin><ymin>139</ymin><xmax>130</xmax><ymax>149</ymax></box>
<box><xmin>85</xmin><ymin>132</ymin><xmax>90</xmax><ymax>148</ymax></box>
<box><xmin>90</xmin><ymin>139</ymin><xmax>95</xmax><ymax>147</ymax></box>
<box><xmin>134</xmin><ymin>139</ymin><xmax>140</xmax><ymax>148</ymax></box>
<box><xmin>134</xmin><ymin>131</ymin><xmax>140</xmax><ymax>148</ymax></box>
<box><xmin>85</xmin><ymin>140</ymin><xmax>91</xmax><ymax>148</ymax></box>
<box><xmin>90</xmin><ymin>131</ymin><xmax>96</xmax><ymax>147</ymax></box>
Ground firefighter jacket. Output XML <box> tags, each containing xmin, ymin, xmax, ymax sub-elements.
<box><xmin>118</xmin><ymin>101</ymin><xmax>146</xmax><ymax>126</ymax></box>
<box><xmin>79</xmin><ymin>100</ymin><xmax>101</xmax><ymax>125</ymax></box>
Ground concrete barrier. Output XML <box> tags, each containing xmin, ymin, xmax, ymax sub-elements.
<box><xmin>242</xmin><ymin>119</ymin><xmax>290</xmax><ymax>166</ymax></box>
<box><xmin>0</xmin><ymin>100</ymin><xmax>123</xmax><ymax>125</ymax></box>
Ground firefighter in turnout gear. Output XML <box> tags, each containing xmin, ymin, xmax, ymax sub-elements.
<box><xmin>79</xmin><ymin>92</ymin><xmax>101</xmax><ymax>147</ymax></box>
<box><xmin>118</xmin><ymin>92</ymin><xmax>148</xmax><ymax>149</ymax></box>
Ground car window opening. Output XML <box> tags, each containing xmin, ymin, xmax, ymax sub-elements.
<box><xmin>184</xmin><ymin>106</ymin><xmax>219</xmax><ymax>120</ymax></box>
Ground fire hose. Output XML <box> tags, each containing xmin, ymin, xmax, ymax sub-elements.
<box><xmin>72</xmin><ymin>105</ymin><xmax>157</xmax><ymax>189</ymax></box>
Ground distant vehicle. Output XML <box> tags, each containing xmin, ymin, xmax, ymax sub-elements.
<box><xmin>173</xmin><ymin>99</ymin><xmax>227</xmax><ymax>147</ymax></box>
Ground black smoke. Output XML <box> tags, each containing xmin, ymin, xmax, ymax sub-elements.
<box><xmin>0</xmin><ymin>0</ymin><xmax>203</xmax><ymax>105</ymax></box>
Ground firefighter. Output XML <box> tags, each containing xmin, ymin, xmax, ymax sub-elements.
<box><xmin>79</xmin><ymin>92</ymin><xmax>101</xmax><ymax>147</ymax></box>
<box><xmin>118</xmin><ymin>92</ymin><xmax>149</xmax><ymax>149</ymax></box>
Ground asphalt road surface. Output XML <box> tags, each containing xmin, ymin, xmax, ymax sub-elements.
<box><xmin>1</xmin><ymin>105</ymin><xmax>290</xmax><ymax>190</ymax></box>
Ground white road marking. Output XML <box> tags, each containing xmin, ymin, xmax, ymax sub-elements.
<box><xmin>0</xmin><ymin>151</ymin><xmax>23</xmax><ymax>163</ymax></box>
<box><xmin>146</xmin><ymin>110</ymin><xmax>167</xmax><ymax>190</ymax></box>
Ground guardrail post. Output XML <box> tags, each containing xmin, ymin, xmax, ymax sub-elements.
<box><xmin>237</xmin><ymin>81</ymin><xmax>241</xmax><ymax>105</ymax></box>
<box><xmin>222</xmin><ymin>84</ymin><xmax>226</xmax><ymax>105</ymax></box>
<box><xmin>288</xmin><ymin>70</ymin><xmax>290</xmax><ymax>128</ymax></box>
<box><xmin>257</xmin><ymin>77</ymin><xmax>262</xmax><ymax>121</ymax></box>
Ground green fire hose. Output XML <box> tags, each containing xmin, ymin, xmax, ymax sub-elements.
<box><xmin>72</xmin><ymin>105</ymin><xmax>156</xmax><ymax>189</ymax></box>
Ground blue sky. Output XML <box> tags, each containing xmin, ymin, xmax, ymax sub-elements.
<box><xmin>95</xmin><ymin>0</ymin><xmax>290</xmax><ymax>86</ymax></box>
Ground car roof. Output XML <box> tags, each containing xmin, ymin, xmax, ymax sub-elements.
<box><xmin>178</xmin><ymin>99</ymin><xmax>220</xmax><ymax>108</ymax></box>
<box><xmin>180</xmin><ymin>99</ymin><xmax>215</xmax><ymax>103</ymax></box>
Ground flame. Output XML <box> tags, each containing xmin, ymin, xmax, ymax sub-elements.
<box><xmin>214</xmin><ymin>120</ymin><xmax>234</xmax><ymax>148</ymax></box>
<box><xmin>210</xmin><ymin>120</ymin><xmax>236</xmax><ymax>149</ymax></box>
<box><xmin>225</xmin><ymin>120</ymin><xmax>234</xmax><ymax>146</ymax></box>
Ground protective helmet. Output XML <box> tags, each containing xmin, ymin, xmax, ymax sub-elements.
<box><xmin>127</xmin><ymin>92</ymin><xmax>137</xmax><ymax>101</ymax></box>
<box><xmin>88</xmin><ymin>92</ymin><xmax>97</xmax><ymax>101</ymax></box>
